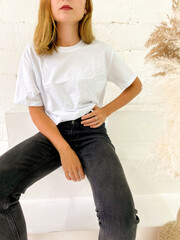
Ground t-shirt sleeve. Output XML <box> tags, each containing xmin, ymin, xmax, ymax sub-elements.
<box><xmin>13</xmin><ymin>44</ymin><xmax>44</xmax><ymax>106</ymax></box>
<box><xmin>105</xmin><ymin>43</ymin><xmax>137</xmax><ymax>91</ymax></box>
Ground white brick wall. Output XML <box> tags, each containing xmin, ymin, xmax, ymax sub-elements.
<box><xmin>0</xmin><ymin>0</ymin><xmax>173</xmax><ymax>154</ymax></box>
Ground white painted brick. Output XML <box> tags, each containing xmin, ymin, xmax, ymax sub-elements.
<box><xmin>0</xmin><ymin>0</ymin><xmax>39</xmax><ymax>23</ymax></box>
<box><xmin>93</xmin><ymin>0</ymin><xmax>132</xmax><ymax>23</ymax></box>
<box><xmin>92</xmin><ymin>23</ymin><xmax>111</xmax><ymax>42</ymax></box>
<box><xmin>131</xmin><ymin>50</ymin><xmax>147</xmax><ymax>74</ymax></box>
<box><xmin>0</xmin><ymin>49</ymin><xmax>21</xmax><ymax>74</ymax></box>
<box><xmin>0</xmin><ymin>22</ymin><xmax>17</xmax><ymax>49</ymax></box>
<box><xmin>117</xmin><ymin>50</ymin><xmax>132</xmax><ymax>65</ymax></box>
<box><xmin>0</xmin><ymin>73</ymin><xmax>16</xmax><ymax>98</ymax></box>
<box><xmin>131</xmin><ymin>0</ymin><xmax>173</xmax><ymax>24</ymax></box>
<box><xmin>108</xmin><ymin>23</ymin><xmax>155</xmax><ymax>50</ymax></box>
<box><xmin>0</xmin><ymin>22</ymin><xmax>35</xmax><ymax>50</ymax></box>
<box><xmin>0</xmin><ymin>97</ymin><xmax>16</xmax><ymax>113</ymax></box>
<box><xmin>14</xmin><ymin>22</ymin><xmax>38</xmax><ymax>49</ymax></box>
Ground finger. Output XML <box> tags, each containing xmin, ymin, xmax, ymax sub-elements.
<box><xmin>64</xmin><ymin>168</ymin><xmax>72</xmax><ymax>180</ymax></box>
<box><xmin>82</xmin><ymin>119</ymin><xmax>96</xmax><ymax>125</ymax></box>
<box><xmin>81</xmin><ymin>112</ymin><xmax>94</xmax><ymax>120</ymax></box>
<box><xmin>70</xmin><ymin>170</ymin><xmax>77</xmax><ymax>182</ymax></box>
<box><xmin>73</xmin><ymin>169</ymin><xmax>81</xmax><ymax>182</ymax></box>
<box><xmin>78</xmin><ymin>166</ymin><xmax>85</xmax><ymax>180</ymax></box>
<box><xmin>90</xmin><ymin>122</ymin><xmax>102</xmax><ymax>128</ymax></box>
<box><xmin>82</xmin><ymin>114</ymin><xmax>99</xmax><ymax>124</ymax></box>
<box><xmin>86</xmin><ymin>119</ymin><xmax>100</xmax><ymax>126</ymax></box>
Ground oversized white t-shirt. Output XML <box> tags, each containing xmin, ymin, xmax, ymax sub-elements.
<box><xmin>13</xmin><ymin>39</ymin><xmax>137</xmax><ymax>125</ymax></box>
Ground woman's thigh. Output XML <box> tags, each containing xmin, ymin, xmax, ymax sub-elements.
<box><xmin>0</xmin><ymin>131</ymin><xmax>61</xmax><ymax>203</ymax></box>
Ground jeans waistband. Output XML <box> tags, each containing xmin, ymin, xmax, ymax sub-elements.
<box><xmin>59</xmin><ymin>110</ymin><xmax>92</xmax><ymax>126</ymax></box>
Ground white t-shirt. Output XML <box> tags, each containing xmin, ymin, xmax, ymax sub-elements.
<box><xmin>13</xmin><ymin>39</ymin><xmax>137</xmax><ymax>125</ymax></box>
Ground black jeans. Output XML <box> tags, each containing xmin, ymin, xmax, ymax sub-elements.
<box><xmin>0</xmin><ymin>111</ymin><xmax>140</xmax><ymax>240</ymax></box>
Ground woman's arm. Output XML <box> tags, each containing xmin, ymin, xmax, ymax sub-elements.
<box><xmin>28</xmin><ymin>106</ymin><xmax>70</xmax><ymax>154</ymax></box>
<box><xmin>102</xmin><ymin>77</ymin><xmax>142</xmax><ymax>117</ymax></box>
<box><xmin>28</xmin><ymin>106</ymin><xmax>85</xmax><ymax>182</ymax></box>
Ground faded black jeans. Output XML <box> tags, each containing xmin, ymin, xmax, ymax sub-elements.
<box><xmin>0</xmin><ymin>111</ymin><xmax>140</xmax><ymax>240</ymax></box>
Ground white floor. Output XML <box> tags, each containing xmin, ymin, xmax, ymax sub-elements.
<box><xmin>28</xmin><ymin>230</ymin><xmax>98</xmax><ymax>240</ymax></box>
<box><xmin>27</xmin><ymin>227</ymin><xmax>160</xmax><ymax>240</ymax></box>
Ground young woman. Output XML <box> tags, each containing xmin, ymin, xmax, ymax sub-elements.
<box><xmin>0</xmin><ymin>0</ymin><xmax>142</xmax><ymax>239</ymax></box>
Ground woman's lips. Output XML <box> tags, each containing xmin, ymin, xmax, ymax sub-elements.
<box><xmin>60</xmin><ymin>7</ymin><xmax>73</xmax><ymax>10</ymax></box>
<box><xmin>61</xmin><ymin>8</ymin><xmax>72</xmax><ymax>11</ymax></box>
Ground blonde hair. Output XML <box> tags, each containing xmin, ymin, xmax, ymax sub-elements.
<box><xmin>33</xmin><ymin>0</ymin><xmax>95</xmax><ymax>56</ymax></box>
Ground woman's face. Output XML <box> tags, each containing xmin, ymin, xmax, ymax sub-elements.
<box><xmin>51</xmin><ymin>0</ymin><xmax>87</xmax><ymax>23</ymax></box>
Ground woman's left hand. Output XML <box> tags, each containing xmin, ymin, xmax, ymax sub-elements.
<box><xmin>81</xmin><ymin>105</ymin><xmax>108</xmax><ymax>128</ymax></box>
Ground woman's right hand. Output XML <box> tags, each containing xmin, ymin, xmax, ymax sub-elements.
<box><xmin>59</xmin><ymin>146</ymin><xmax>85</xmax><ymax>182</ymax></box>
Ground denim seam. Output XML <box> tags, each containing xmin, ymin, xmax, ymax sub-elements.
<box><xmin>4</xmin><ymin>156</ymin><xmax>58</xmax><ymax>240</ymax></box>
<box><xmin>6</xmin><ymin>205</ymin><xmax>21</xmax><ymax>240</ymax></box>
<box><xmin>86</xmin><ymin>157</ymin><xmax>108</xmax><ymax>240</ymax></box>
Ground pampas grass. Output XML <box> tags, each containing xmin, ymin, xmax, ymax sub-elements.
<box><xmin>144</xmin><ymin>0</ymin><xmax>180</xmax><ymax>183</ymax></box>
